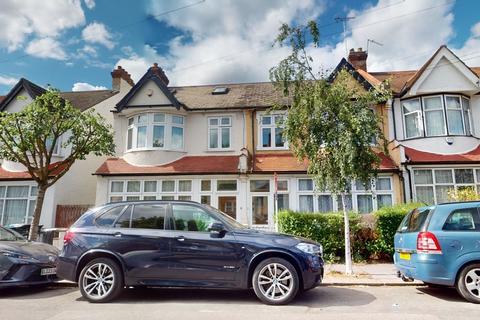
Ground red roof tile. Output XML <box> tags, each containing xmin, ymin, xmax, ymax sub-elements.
<box><xmin>404</xmin><ymin>146</ymin><xmax>480</xmax><ymax>164</ymax></box>
<box><xmin>0</xmin><ymin>161</ymin><xmax>68</xmax><ymax>180</ymax></box>
<box><xmin>95</xmin><ymin>156</ymin><xmax>240</xmax><ymax>175</ymax></box>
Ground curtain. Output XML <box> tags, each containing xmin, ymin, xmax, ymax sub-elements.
<box><xmin>318</xmin><ymin>195</ymin><xmax>333</xmax><ymax>212</ymax></box>
<box><xmin>171</xmin><ymin>127</ymin><xmax>184</xmax><ymax>149</ymax></box>
<box><xmin>405</xmin><ymin>112</ymin><xmax>421</xmax><ymax>138</ymax></box>
<box><xmin>414</xmin><ymin>170</ymin><xmax>433</xmax><ymax>184</ymax></box>
<box><xmin>454</xmin><ymin>169</ymin><xmax>474</xmax><ymax>184</ymax></box>
<box><xmin>434</xmin><ymin>170</ymin><xmax>453</xmax><ymax>183</ymax></box>
<box><xmin>153</xmin><ymin>125</ymin><xmax>164</xmax><ymax>148</ymax></box>
<box><xmin>298</xmin><ymin>179</ymin><xmax>313</xmax><ymax>191</ymax></box>
<box><xmin>416</xmin><ymin>186</ymin><xmax>434</xmax><ymax>204</ymax></box>
<box><xmin>377</xmin><ymin>195</ymin><xmax>392</xmax><ymax>209</ymax></box>
<box><xmin>277</xmin><ymin>194</ymin><xmax>289</xmax><ymax>211</ymax></box>
<box><xmin>4</xmin><ymin>199</ymin><xmax>28</xmax><ymax>225</ymax></box>
<box><xmin>376</xmin><ymin>178</ymin><xmax>391</xmax><ymax>191</ymax></box>
<box><xmin>447</xmin><ymin>110</ymin><xmax>464</xmax><ymax>135</ymax></box>
<box><xmin>357</xmin><ymin>195</ymin><xmax>373</xmax><ymax>213</ymax></box>
<box><xmin>425</xmin><ymin>110</ymin><xmax>445</xmax><ymax>136</ymax></box>
<box><xmin>299</xmin><ymin>195</ymin><xmax>313</xmax><ymax>212</ymax></box>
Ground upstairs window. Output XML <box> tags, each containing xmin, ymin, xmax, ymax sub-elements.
<box><xmin>259</xmin><ymin>113</ymin><xmax>287</xmax><ymax>149</ymax></box>
<box><xmin>126</xmin><ymin>113</ymin><xmax>184</xmax><ymax>151</ymax></box>
<box><xmin>208</xmin><ymin>116</ymin><xmax>231</xmax><ymax>150</ymax></box>
<box><xmin>402</xmin><ymin>95</ymin><xmax>471</xmax><ymax>139</ymax></box>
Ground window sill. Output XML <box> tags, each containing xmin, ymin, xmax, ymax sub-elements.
<box><xmin>125</xmin><ymin>148</ymin><xmax>186</xmax><ymax>153</ymax></box>
<box><xmin>256</xmin><ymin>147</ymin><xmax>289</xmax><ymax>151</ymax></box>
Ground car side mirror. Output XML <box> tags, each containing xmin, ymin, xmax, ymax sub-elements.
<box><xmin>208</xmin><ymin>222</ymin><xmax>226</xmax><ymax>238</ymax></box>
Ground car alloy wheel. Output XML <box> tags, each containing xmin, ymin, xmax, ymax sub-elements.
<box><xmin>456</xmin><ymin>264</ymin><xmax>480</xmax><ymax>304</ymax></box>
<box><xmin>79</xmin><ymin>257</ymin><xmax>123</xmax><ymax>303</ymax></box>
<box><xmin>464</xmin><ymin>268</ymin><xmax>480</xmax><ymax>298</ymax></box>
<box><xmin>252</xmin><ymin>257</ymin><xmax>299</xmax><ymax>305</ymax></box>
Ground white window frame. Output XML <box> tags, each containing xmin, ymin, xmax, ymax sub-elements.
<box><xmin>402</xmin><ymin>98</ymin><xmax>423</xmax><ymax>139</ymax></box>
<box><xmin>125</xmin><ymin>113</ymin><xmax>184</xmax><ymax>152</ymax></box>
<box><xmin>208</xmin><ymin>116</ymin><xmax>232</xmax><ymax>150</ymax></box>
<box><xmin>422</xmin><ymin>95</ymin><xmax>447</xmax><ymax>137</ymax></box>
<box><xmin>257</xmin><ymin>112</ymin><xmax>288</xmax><ymax>150</ymax></box>
<box><xmin>0</xmin><ymin>184</ymin><xmax>38</xmax><ymax>225</ymax></box>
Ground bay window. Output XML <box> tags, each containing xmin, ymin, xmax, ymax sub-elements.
<box><xmin>208</xmin><ymin>116</ymin><xmax>231</xmax><ymax>150</ymax></box>
<box><xmin>258</xmin><ymin>113</ymin><xmax>287</xmax><ymax>149</ymax></box>
<box><xmin>0</xmin><ymin>185</ymin><xmax>37</xmax><ymax>225</ymax></box>
<box><xmin>402</xmin><ymin>95</ymin><xmax>471</xmax><ymax>139</ymax></box>
<box><xmin>126</xmin><ymin>113</ymin><xmax>184</xmax><ymax>151</ymax></box>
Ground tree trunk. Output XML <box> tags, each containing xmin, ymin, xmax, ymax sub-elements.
<box><xmin>28</xmin><ymin>184</ymin><xmax>48</xmax><ymax>241</ymax></box>
<box><xmin>341</xmin><ymin>193</ymin><xmax>353</xmax><ymax>275</ymax></box>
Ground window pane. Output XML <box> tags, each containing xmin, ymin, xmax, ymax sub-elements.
<box><xmin>337</xmin><ymin>195</ymin><xmax>353</xmax><ymax>211</ymax></box>
<box><xmin>277</xmin><ymin>180</ymin><xmax>288</xmax><ymax>191</ymax></box>
<box><xmin>221</xmin><ymin>117</ymin><xmax>230</xmax><ymax>125</ymax></box>
<box><xmin>455</xmin><ymin>169</ymin><xmax>474</xmax><ymax>184</ymax></box>
<box><xmin>252</xmin><ymin>196</ymin><xmax>268</xmax><ymax>224</ymax></box>
<box><xmin>405</xmin><ymin>112</ymin><xmax>421</xmax><ymax>138</ymax></box>
<box><xmin>357</xmin><ymin>195</ymin><xmax>373</xmax><ymax>214</ymax></box>
<box><xmin>217</xmin><ymin>180</ymin><xmax>237</xmax><ymax>191</ymax></box>
<box><xmin>137</xmin><ymin>126</ymin><xmax>147</xmax><ymax>148</ymax></box>
<box><xmin>178</xmin><ymin>195</ymin><xmax>191</xmax><ymax>201</ymax></box>
<box><xmin>111</xmin><ymin>181</ymin><xmax>124</xmax><ymax>193</ymax></box>
<box><xmin>153</xmin><ymin>113</ymin><xmax>165</xmax><ymax>122</ymax></box>
<box><xmin>423</xmin><ymin>96</ymin><xmax>442</xmax><ymax>110</ymax></box>
<box><xmin>209</xmin><ymin>118</ymin><xmax>218</xmax><ymax>126</ymax></box>
<box><xmin>153</xmin><ymin>126</ymin><xmax>164</xmax><ymax>147</ymax></box>
<box><xmin>144</xmin><ymin>181</ymin><xmax>157</xmax><ymax>193</ymax></box>
<box><xmin>178</xmin><ymin>180</ymin><xmax>192</xmax><ymax>192</ymax></box>
<box><xmin>274</xmin><ymin>115</ymin><xmax>284</xmax><ymax>125</ymax></box>
<box><xmin>355</xmin><ymin>180</ymin><xmax>370</xmax><ymax>191</ymax></box>
<box><xmin>262</xmin><ymin>128</ymin><xmax>271</xmax><ymax>147</ymax></box>
<box><xmin>299</xmin><ymin>195</ymin><xmax>314</xmax><ymax>212</ymax></box>
<box><xmin>137</xmin><ymin>114</ymin><xmax>148</xmax><ymax>123</ymax></box>
<box><xmin>30</xmin><ymin>186</ymin><xmax>38</xmax><ymax>197</ymax></box>
<box><xmin>201</xmin><ymin>180</ymin><xmax>211</xmax><ymax>191</ymax></box>
<box><xmin>162</xmin><ymin>196</ymin><xmax>175</xmax><ymax>200</ymax></box>
<box><xmin>402</xmin><ymin>99</ymin><xmax>421</xmax><ymax>113</ymax></box>
<box><xmin>376</xmin><ymin>178</ymin><xmax>391</xmax><ymax>191</ymax></box>
<box><xmin>126</xmin><ymin>196</ymin><xmax>140</xmax><ymax>201</ymax></box>
<box><xmin>318</xmin><ymin>195</ymin><xmax>333</xmax><ymax>212</ymax></box>
<box><xmin>435</xmin><ymin>170</ymin><xmax>453</xmax><ymax>183</ymax></box>
<box><xmin>128</xmin><ymin>118</ymin><xmax>134</xmax><ymax>126</ymax></box>
<box><xmin>447</xmin><ymin>110</ymin><xmax>464</xmax><ymax>135</ymax></box>
<box><xmin>443</xmin><ymin>209</ymin><xmax>478</xmax><ymax>231</ymax></box>
<box><xmin>131</xmin><ymin>204</ymin><xmax>166</xmax><ymax>229</ymax></box>
<box><xmin>221</xmin><ymin>127</ymin><xmax>230</xmax><ymax>148</ymax></box>
<box><xmin>96</xmin><ymin>206</ymin><xmax>126</xmax><ymax>227</ymax></box>
<box><xmin>446</xmin><ymin>96</ymin><xmax>461</xmax><ymax>109</ymax></box>
<box><xmin>209</xmin><ymin>128</ymin><xmax>218</xmax><ymax>148</ymax></box>
<box><xmin>414</xmin><ymin>170</ymin><xmax>433</xmax><ymax>184</ymax></box>
<box><xmin>126</xmin><ymin>181</ymin><xmax>140</xmax><ymax>193</ymax></box>
<box><xmin>110</xmin><ymin>196</ymin><xmax>123</xmax><ymax>203</ymax></box>
<box><xmin>171</xmin><ymin>127</ymin><xmax>184</xmax><ymax>149</ymax></box>
<box><xmin>170</xmin><ymin>204</ymin><xmax>219</xmax><ymax>231</ymax></box>
<box><xmin>298</xmin><ymin>179</ymin><xmax>313</xmax><ymax>191</ymax></box>
<box><xmin>277</xmin><ymin>194</ymin><xmax>289</xmax><ymax>211</ymax></box>
<box><xmin>162</xmin><ymin>181</ymin><xmax>175</xmax><ymax>192</ymax></box>
<box><xmin>416</xmin><ymin>186</ymin><xmax>434</xmax><ymax>205</ymax></box>
<box><xmin>377</xmin><ymin>195</ymin><xmax>392</xmax><ymax>209</ymax></box>
<box><xmin>6</xmin><ymin>186</ymin><xmax>28</xmax><ymax>198</ymax></box>
<box><xmin>462</xmin><ymin>97</ymin><xmax>471</xmax><ymax>135</ymax></box>
<box><xmin>275</xmin><ymin>127</ymin><xmax>284</xmax><ymax>147</ymax></box>
<box><xmin>0</xmin><ymin>186</ymin><xmax>5</xmax><ymax>197</ymax></box>
<box><xmin>425</xmin><ymin>110</ymin><xmax>445</xmax><ymax>136</ymax></box>
<box><xmin>143</xmin><ymin>196</ymin><xmax>157</xmax><ymax>200</ymax></box>
<box><xmin>435</xmin><ymin>185</ymin><xmax>452</xmax><ymax>204</ymax></box>
<box><xmin>261</xmin><ymin>116</ymin><xmax>271</xmax><ymax>125</ymax></box>
<box><xmin>201</xmin><ymin>195</ymin><xmax>211</xmax><ymax>205</ymax></box>
<box><xmin>27</xmin><ymin>200</ymin><xmax>35</xmax><ymax>223</ymax></box>
<box><xmin>114</xmin><ymin>206</ymin><xmax>131</xmax><ymax>228</ymax></box>
<box><xmin>127</xmin><ymin>128</ymin><xmax>133</xmax><ymax>149</ymax></box>
<box><xmin>3</xmin><ymin>199</ymin><xmax>27</xmax><ymax>225</ymax></box>
<box><xmin>250</xmin><ymin>180</ymin><xmax>270</xmax><ymax>192</ymax></box>
<box><xmin>172</xmin><ymin>115</ymin><xmax>183</xmax><ymax>125</ymax></box>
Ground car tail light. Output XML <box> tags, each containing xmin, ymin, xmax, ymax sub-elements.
<box><xmin>63</xmin><ymin>230</ymin><xmax>75</xmax><ymax>244</ymax></box>
<box><xmin>417</xmin><ymin>231</ymin><xmax>442</xmax><ymax>254</ymax></box>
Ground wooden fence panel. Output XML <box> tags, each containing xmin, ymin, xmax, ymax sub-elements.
<box><xmin>55</xmin><ymin>205</ymin><xmax>92</xmax><ymax>228</ymax></box>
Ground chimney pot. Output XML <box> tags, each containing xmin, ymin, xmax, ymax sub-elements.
<box><xmin>111</xmin><ymin>65</ymin><xmax>134</xmax><ymax>91</ymax></box>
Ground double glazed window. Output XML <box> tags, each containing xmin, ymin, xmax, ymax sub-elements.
<box><xmin>259</xmin><ymin>113</ymin><xmax>287</xmax><ymax>149</ymax></box>
<box><xmin>109</xmin><ymin>179</ymin><xmax>192</xmax><ymax>202</ymax></box>
<box><xmin>0</xmin><ymin>185</ymin><xmax>37</xmax><ymax>225</ymax></box>
<box><xmin>413</xmin><ymin>168</ymin><xmax>480</xmax><ymax>205</ymax></box>
<box><xmin>208</xmin><ymin>117</ymin><xmax>231</xmax><ymax>150</ymax></box>
<box><xmin>402</xmin><ymin>95</ymin><xmax>471</xmax><ymax>139</ymax></box>
<box><xmin>127</xmin><ymin>113</ymin><xmax>184</xmax><ymax>151</ymax></box>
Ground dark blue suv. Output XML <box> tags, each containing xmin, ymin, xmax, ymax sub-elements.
<box><xmin>57</xmin><ymin>201</ymin><xmax>324</xmax><ymax>305</ymax></box>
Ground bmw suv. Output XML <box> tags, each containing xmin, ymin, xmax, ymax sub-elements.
<box><xmin>57</xmin><ymin>201</ymin><xmax>324</xmax><ymax>305</ymax></box>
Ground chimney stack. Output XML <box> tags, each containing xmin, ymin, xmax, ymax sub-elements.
<box><xmin>111</xmin><ymin>66</ymin><xmax>134</xmax><ymax>91</ymax></box>
<box><xmin>348</xmin><ymin>48</ymin><xmax>368</xmax><ymax>71</ymax></box>
<box><xmin>150</xmin><ymin>63</ymin><xmax>169</xmax><ymax>86</ymax></box>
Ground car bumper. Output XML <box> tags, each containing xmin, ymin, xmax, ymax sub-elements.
<box><xmin>394</xmin><ymin>253</ymin><xmax>454</xmax><ymax>286</ymax></box>
<box><xmin>56</xmin><ymin>257</ymin><xmax>77</xmax><ymax>282</ymax></box>
<box><xmin>302</xmin><ymin>254</ymin><xmax>324</xmax><ymax>289</ymax></box>
<box><xmin>0</xmin><ymin>262</ymin><xmax>57</xmax><ymax>289</ymax></box>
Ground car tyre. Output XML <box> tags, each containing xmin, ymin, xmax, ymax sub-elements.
<box><xmin>252</xmin><ymin>257</ymin><xmax>299</xmax><ymax>305</ymax></box>
<box><xmin>79</xmin><ymin>257</ymin><xmax>123</xmax><ymax>303</ymax></box>
<box><xmin>456</xmin><ymin>263</ymin><xmax>480</xmax><ymax>304</ymax></box>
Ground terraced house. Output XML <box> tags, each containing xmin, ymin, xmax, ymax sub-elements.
<box><xmin>0</xmin><ymin>45</ymin><xmax>479</xmax><ymax>230</ymax></box>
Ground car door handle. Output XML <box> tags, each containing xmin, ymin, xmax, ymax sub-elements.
<box><xmin>113</xmin><ymin>232</ymin><xmax>123</xmax><ymax>238</ymax></box>
<box><xmin>176</xmin><ymin>236</ymin><xmax>185</xmax><ymax>242</ymax></box>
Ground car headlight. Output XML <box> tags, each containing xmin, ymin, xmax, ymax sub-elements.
<box><xmin>295</xmin><ymin>242</ymin><xmax>323</xmax><ymax>256</ymax></box>
<box><xmin>0</xmin><ymin>250</ymin><xmax>38</xmax><ymax>261</ymax></box>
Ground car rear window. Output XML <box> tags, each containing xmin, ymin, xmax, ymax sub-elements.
<box><xmin>96</xmin><ymin>205</ymin><xmax>127</xmax><ymax>227</ymax></box>
<box><xmin>397</xmin><ymin>208</ymin><xmax>431</xmax><ymax>233</ymax></box>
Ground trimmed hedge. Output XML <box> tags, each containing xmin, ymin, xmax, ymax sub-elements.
<box><xmin>277</xmin><ymin>203</ymin><xmax>422</xmax><ymax>262</ymax></box>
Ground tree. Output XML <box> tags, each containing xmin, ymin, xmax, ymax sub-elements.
<box><xmin>0</xmin><ymin>90</ymin><xmax>115</xmax><ymax>240</ymax></box>
<box><xmin>270</xmin><ymin>22</ymin><xmax>392</xmax><ymax>274</ymax></box>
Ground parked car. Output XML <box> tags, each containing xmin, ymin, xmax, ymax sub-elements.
<box><xmin>57</xmin><ymin>200</ymin><xmax>324</xmax><ymax>305</ymax></box>
<box><xmin>394</xmin><ymin>202</ymin><xmax>480</xmax><ymax>303</ymax></box>
<box><xmin>0</xmin><ymin>226</ymin><xmax>59</xmax><ymax>288</ymax></box>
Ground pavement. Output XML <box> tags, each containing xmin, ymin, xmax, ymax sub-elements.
<box><xmin>1</xmin><ymin>284</ymin><xmax>478</xmax><ymax>320</ymax></box>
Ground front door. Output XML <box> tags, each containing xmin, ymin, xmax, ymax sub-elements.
<box><xmin>251</xmin><ymin>195</ymin><xmax>269</xmax><ymax>228</ymax></box>
<box><xmin>167</xmin><ymin>203</ymin><xmax>242</xmax><ymax>286</ymax></box>
<box><xmin>218</xmin><ymin>196</ymin><xmax>236</xmax><ymax>219</ymax></box>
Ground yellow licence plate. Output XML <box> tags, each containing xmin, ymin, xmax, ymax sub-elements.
<box><xmin>399</xmin><ymin>252</ymin><xmax>411</xmax><ymax>260</ymax></box>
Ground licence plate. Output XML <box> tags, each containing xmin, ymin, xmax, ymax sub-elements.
<box><xmin>399</xmin><ymin>252</ymin><xmax>411</xmax><ymax>261</ymax></box>
<box><xmin>41</xmin><ymin>268</ymin><xmax>56</xmax><ymax>276</ymax></box>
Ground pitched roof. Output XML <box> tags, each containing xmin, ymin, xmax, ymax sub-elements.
<box><xmin>0</xmin><ymin>161</ymin><xmax>69</xmax><ymax>181</ymax></box>
<box><xmin>404</xmin><ymin>146</ymin><xmax>480</xmax><ymax>164</ymax></box>
<box><xmin>95</xmin><ymin>156</ymin><xmax>241</xmax><ymax>176</ymax></box>
<box><xmin>328</xmin><ymin>58</ymin><xmax>376</xmax><ymax>91</ymax></box>
<box><xmin>0</xmin><ymin>96</ymin><xmax>5</xmax><ymax>103</ymax></box>
<box><xmin>0</xmin><ymin>78</ymin><xmax>117</xmax><ymax>112</ymax></box>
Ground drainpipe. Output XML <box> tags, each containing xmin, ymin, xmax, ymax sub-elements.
<box><xmin>404</xmin><ymin>164</ymin><xmax>413</xmax><ymax>203</ymax></box>
<box><xmin>250</xmin><ymin>110</ymin><xmax>256</xmax><ymax>173</ymax></box>
<box><xmin>391</xmin><ymin>98</ymin><xmax>397</xmax><ymax>141</ymax></box>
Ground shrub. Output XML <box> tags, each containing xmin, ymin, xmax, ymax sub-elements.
<box><xmin>447</xmin><ymin>187</ymin><xmax>479</xmax><ymax>202</ymax></box>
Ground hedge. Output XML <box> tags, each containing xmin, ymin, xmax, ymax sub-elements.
<box><xmin>277</xmin><ymin>202</ymin><xmax>423</xmax><ymax>262</ymax></box>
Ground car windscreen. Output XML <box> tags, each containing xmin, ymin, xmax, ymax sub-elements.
<box><xmin>397</xmin><ymin>208</ymin><xmax>431</xmax><ymax>233</ymax></box>
<box><xmin>0</xmin><ymin>227</ymin><xmax>24</xmax><ymax>241</ymax></box>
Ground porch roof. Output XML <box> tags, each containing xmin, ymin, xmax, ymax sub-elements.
<box><xmin>404</xmin><ymin>145</ymin><xmax>480</xmax><ymax>164</ymax></box>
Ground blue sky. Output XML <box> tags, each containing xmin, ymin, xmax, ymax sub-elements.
<box><xmin>0</xmin><ymin>0</ymin><xmax>479</xmax><ymax>94</ymax></box>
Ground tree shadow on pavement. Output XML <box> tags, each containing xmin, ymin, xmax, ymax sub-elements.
<box><xmin>416</xmin><ymin>286</ymin><xmax>466</xmax><ymax>303</ymax></box>
<box><xmin>0</xmin><ymin>285</ymin><xmax>75</xmax><ymax>300</ymax></box>
<box><xmin>76</xmin><ymin>286</ymin><xmax>375</xmax><ymax>308</ymax></box>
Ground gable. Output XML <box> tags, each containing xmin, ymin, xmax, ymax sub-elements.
<box><xmin>408</xmin><ymin>46</ymin><xmax>480</xmax><ymax>96</ymax></box>
<box><xmin>1</xmin><ymin>88</ymin><xmax>34</xmax><ymax>113</ymax></box>
<box><xmin>126</xmin><ymin>79</ymin><xmax>173</xmax><ymax>107</ymax></box>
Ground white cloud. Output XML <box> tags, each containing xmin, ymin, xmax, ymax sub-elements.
<box><xmin>82</xmin><ymin>22</ymin><xmax>115</xmax><ymax>49</ymax></box>
<box><xmin>0</xmin><ymin>0</ymin><xmax>85</xmax><ymax>52</ymax></box>
<box><xmin>72</xmin><ymin>82</ymin><xmax>108</xmax><ymax>91</ymax></box>
<box><xmin>0</xmin><ymin>75</ymin><xmax>18</xmax><ymax>86</ymax></box>
<box><xmin>25</xmin><ymin>37</ymin><xmax>68</xmax><ymax>60</ymax></box>
<box><xmin>84</xmin><ymin>0</ymin><xmax>95</xmax><ymax>9</ymax></box>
